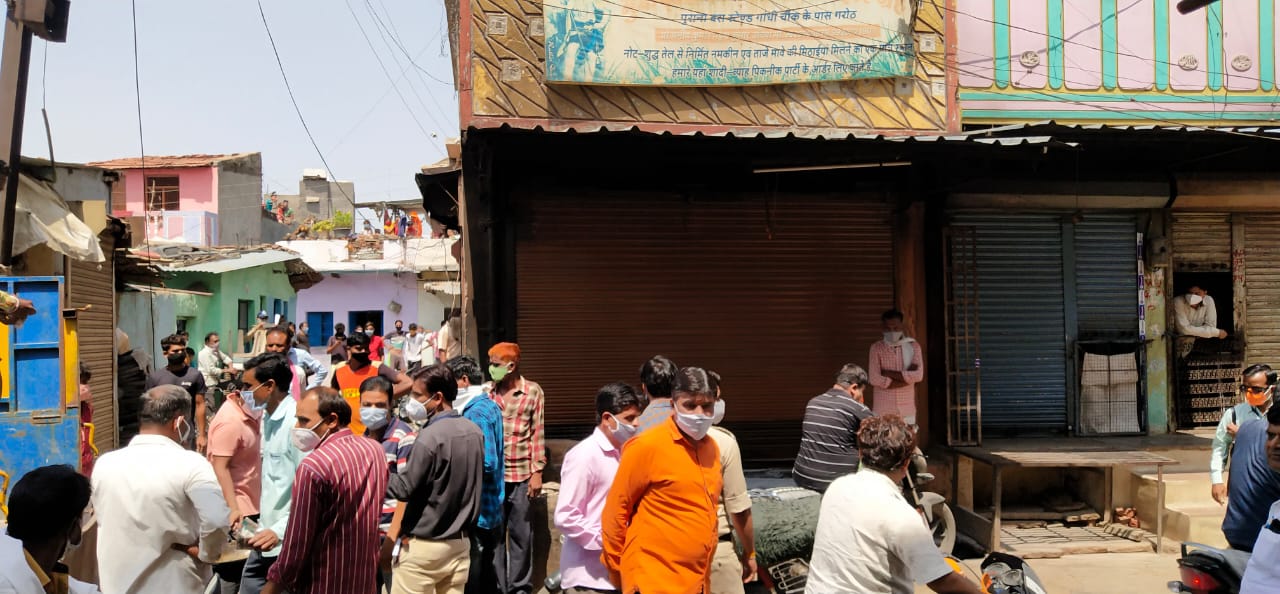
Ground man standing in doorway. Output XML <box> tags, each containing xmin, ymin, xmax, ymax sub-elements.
<box><xmin>793</xmin><ymin>364</ymin><xmax>875</xmax><ymax>493</ymax></box>
<box><xmin>263</xmin><ymin>388</ymin><xmax>389</xmax><ymax>594</ymax></box>
<box><xmin>634</xmin><ymin>355</ymin><xmax>678</xmax><ymax>433</ymax></box>
<box><xmin>147</xmin><ymin>333</ymin><xmax>209</xmax><ymax>452</ymax></box>
<box><xmin>1174</xmin><ymin>285</ymin><xmax>1229</xmax><ymax>360</ymax></box>
<box><xmin>330</xmin><ymin>332</ymin><xmax>414</xmax><ymax>435</ymax></box>
<box><xmin>869</xmin><ymin>310</ymin><xmax>924</xmax><ymax>426</ymax></box>
<box><xmin>490</xmin><ymin>342</ymin><xmax>546</xmax><ymax>594</ymax></box>
<box><xmin>447</xmin><ymin>355</ymin><xmax>506</xmax><ymax>594</ymax></box>
<box><xmin>1211</xmin><ymin>364</ymin><xmax>1274</xmax><ymax>505</ymax></box>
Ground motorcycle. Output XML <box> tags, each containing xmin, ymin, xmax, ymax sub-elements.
<box><xmin>1168</xmin><ymin>542</ymin><xmax>1250</xmax><ymax>594</ymax></box>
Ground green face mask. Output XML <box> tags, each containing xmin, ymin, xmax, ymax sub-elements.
<box><xmin>490</xmin><ymin>364</ymin><xmax>510</xmax><ymax>382</ymax></box>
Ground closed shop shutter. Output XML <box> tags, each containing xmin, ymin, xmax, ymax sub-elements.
<box><xmin>1075</xmin><ymin>213</ymin><xmax>1139</xmax><ymax>338</ymax></box>
<box><xmin>1246</xmin><ymin>215</ymin><xmax>1280</xmax><ymax>365</ymax></box>
<box><xmin>950</xmin><ymin>212</ymin><xmax>1067</xmax><ymax>433</ymax></box>
<box><xmin>68</xmin><ymin>233</ymin><xmax>117</xmax><ymax>452</ymax></box>
<box><xmin>516</xmin><ymin>191</ymin><xmax>895</xmax><ymax>456</ymax></box>
<box><xmin>1173</xmin><ymin>213</ymin><xmax>1232</xmax><ymax>271</ymax></box>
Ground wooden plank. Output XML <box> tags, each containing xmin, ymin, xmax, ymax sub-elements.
<box><xmin>956</xmin><ymin>456</ymin><xmax>974</xmax><ymax>510</ymax></box>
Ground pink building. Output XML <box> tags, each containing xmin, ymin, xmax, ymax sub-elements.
<box><xmin>89</xmin><ymin>152</ymin><xmax>283</xmax><ymax>247</ymax></box>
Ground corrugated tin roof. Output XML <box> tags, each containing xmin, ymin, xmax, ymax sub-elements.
<box><xmin>161</xmin><ymin>249</ymin><xmax>298</xmax><ymax>274</ymax></box>
<box><xmin>468</xmin><ymin>123</ymin><xmax>1080</xmax><ymax>147</ymax></box>
<box><xmin>87</xmin><ymin>152</ymin><xmax>258</xmax><ymax>170</ymax></box>
<box><xmin>963</xmin><ymin>120</ymin><xmax>1280</xmax><ymax>137</ymax></box>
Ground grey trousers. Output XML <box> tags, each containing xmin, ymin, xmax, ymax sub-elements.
<box><xmin>496</xmin><ymin>480</ymin><xmax>533</xmax><ymax>594</ymax></box>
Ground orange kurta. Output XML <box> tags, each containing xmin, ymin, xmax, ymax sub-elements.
<box><xmin>602</xmin><ymin>415</ymin><xmax>722</xmax><ymax>594</ymax></box>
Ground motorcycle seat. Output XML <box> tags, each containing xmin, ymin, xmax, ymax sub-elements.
<box><xmin>1221</xmin><ymin>548</ymin><xmax>1251</xmax><ymax>578</ymax></box>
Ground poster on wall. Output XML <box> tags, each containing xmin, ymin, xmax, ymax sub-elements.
<box><xmin>542</xmin><ymin>0</ymin><xmax>916</xmax><ymax>86</ymax></box>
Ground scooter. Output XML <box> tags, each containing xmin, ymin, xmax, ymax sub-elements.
<box><xmin>1168</xmin><ymin>542</ymin><xmax>1250</xmax><ymax>594</ymax></box>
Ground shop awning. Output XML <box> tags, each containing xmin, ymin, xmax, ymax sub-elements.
<box><xmin>14</xmin><ymin>173</ymin><xmax>105</xmax><ymax>262</ymax></box>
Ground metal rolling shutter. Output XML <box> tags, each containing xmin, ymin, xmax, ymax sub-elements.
<box><xmin>67</xmin><ymin>233</ymin><xmax>117</xmax><ymax>452</ymax></box>
<box><xmin>1075</xmin><ymin>213</ymin><xmax>1139</xmax><ymax>338</ymax></box>
<box><xmin>516</xmin><ymin>192</ymin><xmax>895</xmax><ymax>456</ymax></box>
<box><xmin>951</xmin><ymin>212</ymin><xmax>1067</xmax><ymax>433</ymax></box>
<box><xmin>1246</xmin><ymin>215</ymin><xmax>1280</xmax><ymax>365</ymax></box>
<box><xmin>1173</xmin><ymin>213</ymin><xmax>1232</xmax><ymax>271</ymax></box>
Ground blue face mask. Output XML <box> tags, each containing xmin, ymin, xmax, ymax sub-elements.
<box><xmin>360</xmin><ymin>406</ymin><xmax>389</xmax><ymax>432</ymax></box>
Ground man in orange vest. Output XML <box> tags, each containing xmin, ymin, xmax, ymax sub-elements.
<box><xmin>329</xmin><ymin>331</ymin><xmax>413</xmax><ymax>435</ymax></box>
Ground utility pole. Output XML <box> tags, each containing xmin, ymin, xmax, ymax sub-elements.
<box><xmin>0</xmin><ymin>0</ymin><xmax>69</xmax><ymax>267</ymax></box>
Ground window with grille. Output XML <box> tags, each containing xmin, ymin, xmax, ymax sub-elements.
<box><xmin>145</xmin><ymin>176</ymin><xmax>180</xmax><ymax>211</ymax></box>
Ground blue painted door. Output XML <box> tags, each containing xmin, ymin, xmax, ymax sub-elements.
<box><xmin>306</xmin><ymin>312</ymin><xmax>333</xmax><ymax>348</ymax></box>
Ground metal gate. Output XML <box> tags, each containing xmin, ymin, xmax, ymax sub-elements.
<box><xmin>1075</xmin><ymin>214</ymin><xmax>1139</xmax><ymax>338</ymax></box>
<box><xmin>950</xmin><ymin>213</ymin><xmax>1068</xmax><ymax>433</ymax></box>
<box><xmin>1246</xmin><ymin>215</ymin><xmax>1280</xmax><ymax>366</ymax></box>
<box><xmin>1173</xmin><ymin>213</ymin><xmax>1232</xmax><ymax>272</ymax></box>
<box><xmin>944</xmin><ymin>226</ymin><xmax>981</xmax><ymax>445</ymax></box>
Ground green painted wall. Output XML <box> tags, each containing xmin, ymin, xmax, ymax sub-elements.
<box><xmin>1145</xmin><ymin>265</ymin><xmax>1169</xmax><ymax>434</ymax></box>
<box><xmin>167</xmin><ymin>263</ymin><xmax>297</xmax><ymax>355</ymax></box>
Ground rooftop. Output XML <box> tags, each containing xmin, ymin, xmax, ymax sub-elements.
<box><xmin>88</xmin><ymin>152</ymin><xmax>258</xmax><ymax>170</ymax></box>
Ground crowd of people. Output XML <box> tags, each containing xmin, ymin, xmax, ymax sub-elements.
<box><xmin>1</xmin><ymin>305</ymin><xmax>1006</xmax><ymax>594</ymax></box>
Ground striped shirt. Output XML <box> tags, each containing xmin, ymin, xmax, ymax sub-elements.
<box><xmin>493</xmin><ymin>377</ymin><xmax>547</xmax><ymax>483</ymax></box>
<box><xmin>369</xmin><ymin>418</ymin><xmax>418</xmax><ymax>530</ymax></box>
<box><xmin>268</xmin><ymin>428</ymin><xmax>389</xmax><ymax>594</ymax></box>
<box><xmin>869</xmin><ymin>339</ymin><xmax>924</xmax><ymax>422</ymax></box>
<box><xmin>635</xmin><ymin>399</ymin><xmax>673</xmax><ymax>434</ymax></box>
<box><xmin>792</xmin><ymin>388</ymin><xmax>874</xmax><ymax>492</ymax></box>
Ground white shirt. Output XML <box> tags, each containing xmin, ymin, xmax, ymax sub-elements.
<box><xmin>0</xmin><ymin>533</ymin><xmax>100</xmax><ymax>594</ymax></box>
<box><xmin>404</xmin><ymin>332</ymin><xmax>427</xmax><ymax>363</ymax></box>
<box><xmin>805</xmin><ymin>469</ymin><xmax>952</xmax><ymax>594</ymax></box>
<box><xmin>92</xmin><ymin>434</ymin><xmax>230</xmax><ymax>594</ymax></box>
<box><xmin>197</xmin><ymin>345</ymin><xmax>232</xmax><ymax>388</ymax></box>
<box><xmin>1241</xmin><ymin>500</ymin><xmax>1280</xmax><ymax>593</ymax></box>
<box><xmin>1173</xmin><ymin>294</ymin><xmax>1221</xmax><ymax>338</ymax></box>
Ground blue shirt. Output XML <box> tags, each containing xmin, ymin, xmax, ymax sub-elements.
<box><xmin>1223</xmin><ymin>418</ymin><xmax>1280</xmax><ymax>551</ymax></box>
<box><xmin>462</xmin><ymin>394</ymin><xmax>505</xmax><ymax>530</ymax></box>
<box><xmin>260</xmin><ymin>396</ymin><xmax>304</xmax><ymax>557</ymax></box>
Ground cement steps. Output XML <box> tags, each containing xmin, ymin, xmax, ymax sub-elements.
<box><xmin>1129</xmin><ymin>469</ymin><xmax>1226</xmax><ymax>548</ymax></box>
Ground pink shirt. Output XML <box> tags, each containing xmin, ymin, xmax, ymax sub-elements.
<box><xmin>554</xmin><ymin>428</ymin><xmax>620</xmax><ymax>591</ymax></box>
<box><xmin>869</xmin><ymin>339</ymin><xmax>924</xmax><ymax>422</ymax></box>
<box><xmin>207</xmin><ymin>398</ymin><xmax>263</xmax><ymax>515</ymax></box>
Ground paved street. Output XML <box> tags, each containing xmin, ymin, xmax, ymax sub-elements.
<box><xmin>915</xmin><ymin>552</ymin><xmax>1178</xmax><ymax>594</ymax></box>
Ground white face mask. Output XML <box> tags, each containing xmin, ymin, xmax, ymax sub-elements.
<box><xmin>176</xmin><ymin>417</ymin><xmax>193</xmax><ymax>444</ymax></box>
<box><xmin>712</xmin><ymin>399</ymin><xmax>726</xmax><ymax>425</ymax></box>
<box><xmin>884</xmin><ymin>331</ymin><xmax>905</xmax><ymax>343</ymax></box>
<box><xmin>360</xmin><ymin>406</ymin><xmax>389</xmax><ymax>432</ymax></box>
<box><xmin>1187</xmin><ymin>294</ymin><xmax>1204</xmax><ymax>306</ymax></box>
<box><xmin>609</xmin><ymin>414</ymin><xmax>640</xmax><ymax>445</ymax></box>
<box><xmin>675</xmin><ymin>410</ymin><xmax>714</xmax><ymax>441</ymax></box>
<box><xmin>404</xmin><ymin>397</ymin><xmax>432</xmax><ymax>422</ymax></box>
<box><xmin>291</xmin><ymin>420</ymin><xmax>327</xmax><ymax>452</ymax></box>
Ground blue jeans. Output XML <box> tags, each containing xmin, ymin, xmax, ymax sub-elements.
<box><xmin>239</xmin><ymin>550</ymin><xmax>278</xmax><ymax>594</ymax></box>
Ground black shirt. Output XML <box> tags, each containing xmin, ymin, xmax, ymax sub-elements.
<box><xmin>145</xmin><ymin>366</ymin><xmax>208</xmax><ymax>417</ymax></box>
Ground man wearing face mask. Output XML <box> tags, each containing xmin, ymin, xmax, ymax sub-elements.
<box><xmin>0</xmin><ymin>465</ymin><xmax>99</xmax><ymax>594</ymax></box>
<box><xmin>359</xmin><ymin>376</ymin><xmax>418</xmax><ymax>534</ymax></box>
<box><xmin>330</xmin><ymin>331</ymin><xmax>413</xmax><ymax>435</ymax></box>
<box><xmin>265</xmin><ymin>326</ymin><xmax>329</xmax><ymax>395</ymax></box>
<box><xmin>489</xmin><ymin>342</ymin><xmax>546</xmax><ymax>594</ymax></box>
<box><xmin>93</xmin><ymin>385</ymin><xmax>231</xmax><ymax>594</ymax></box>
<box><xmin>239</xmin><ymin>354</ymin><xmax>305</xmax><ymax>594</ymax></box>
<box><xmin>602</xmin><ymin>367</ymin><xmax>723</xmax><ymax>594</ymax></box>
<box><xmin>555</xmin><ymin>382</ymin><xmax>643</xmax><ymax>594</ymax></box>
<box><xmin>263</xmin><ymin>388</ymin><xmax>389</xmax><ymax>594</ymax></box>
<box><xmin>147</xmin><ymin>333</ymin><xmax>209</xmax><ymax>452</ymax></box>
<box><xmin>869</xmin><ymin>309</ymin><xmax>924</xmax><ymax>426</ymax></box>
<box><xmin>1174</xmin><ymin>286</ymin><xmax>1229</xmax><ymax>360</ymax></box>
<box><xmin>446</xmin><ymin>355</ymin><xmax>506</xmax><ymax>594</ymax></box>
<box><xmin>387</xmin><ymin>364</ymin><xmax>485</xmax><ymax>594</ymax></box>
<box><xmin>704</xmin><ymin>373</ymin><xmax>758</xmax><ymax>593</ymax></box>
<box><xmin>206</xmin><ymin>360</ymin><xmax>267</xmax><ymax>594</ymax></box>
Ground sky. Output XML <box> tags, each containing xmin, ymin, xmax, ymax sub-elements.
<box><xmin>8</xmin><ymin>0</ymin><xmax>458</xmax><ymax>204</ymax></box>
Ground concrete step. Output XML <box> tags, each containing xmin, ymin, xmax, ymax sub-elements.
<box><xmin>1149</xmin><ymin>502</ymin><xmax>1228</xmax><ymax>549</ymax></box>
<box><xmin>1130</xmin><ymin>471</ymin><xmax>1218</xmax><ymax>515</ymax></box>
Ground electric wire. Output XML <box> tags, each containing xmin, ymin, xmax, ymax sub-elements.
<box><xmin>354</xmin><ymin>0</ymin><xmax>456</xmax><ymax>133</ymax></box>
<box><xmin>255</xmin><ymin>0</ymin><xmax>353</xmax><ymax>204</ymax></box>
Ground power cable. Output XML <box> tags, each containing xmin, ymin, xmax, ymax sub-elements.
<box><xmin>356</xmin><ymin>0</ymin><xmax>455</xmax><ymax>131</ymax></box>
<box><xmin>368</xmin><ymin>0</ymin><xmax>455</xmax><ymax>86</ymax></box>
<box><xmin>255</xmin><ymin>0</ymin><xmax>353</xmax><ymax>204</ymax></box>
